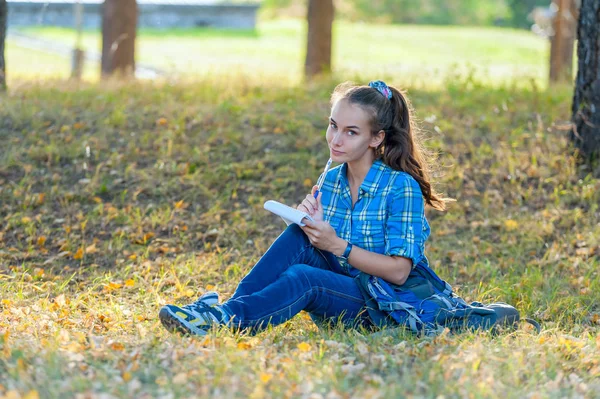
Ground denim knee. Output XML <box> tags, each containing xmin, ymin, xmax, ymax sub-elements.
<box><xmin>280</xmin><ymin>263</ymin><xmax>314</xmax><ymax>286</ymax></box>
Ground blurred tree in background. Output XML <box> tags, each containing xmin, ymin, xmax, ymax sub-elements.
<box><xmin>305</xmin><ymin>0</ymin><xmax>334</xmax><ymax>78</ymax></box>
<box><xmin>101</xmin><ymin>0</ymin><xmax>137</xmax><ymax>78</ymax></box>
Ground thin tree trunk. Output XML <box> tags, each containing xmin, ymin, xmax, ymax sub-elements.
<box><xmin>304</xmin><ymin>0</ymin><xmax>334</xmax><ymax>78</ymax></box>
<box><xmin>550</xmin><ymin>0</ymin><xmax>579</xmax><ymax>83</ymax></box>
<box><xmin>101</xmin><ymin>0</ymin><xmax>137</xmax><ymax>78</ymax></box>
<box><xmin>570</xmin><ymin>0</ymin><xmax>600</xmax><ymax>165</ymax></box>
<box><xmin>0</xmin><ymin>0</ymin><xmax>7</xmax><ymax>91</ymax></box>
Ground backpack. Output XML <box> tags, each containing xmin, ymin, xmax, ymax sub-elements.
<box><xmin>357</xmin><ymin>262</ymin><xmax>540</xmax><ymax>336</ymax></box>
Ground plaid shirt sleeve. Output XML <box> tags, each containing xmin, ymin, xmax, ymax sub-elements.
<box><xmin>384</xmin><ymin>174</ymin><xmax>427</xmax><ymax>268</ymax></box>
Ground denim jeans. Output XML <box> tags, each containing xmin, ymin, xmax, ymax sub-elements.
<box><xmin>220</xmin><ymin>224</ymin><xmax>373</xmax><ymax>333</ymax></box>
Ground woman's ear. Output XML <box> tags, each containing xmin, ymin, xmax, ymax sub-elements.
<box><xmin>371</xmin><ymin>130</ymin><xmax>385</xmax><ymax>148</ymax></box>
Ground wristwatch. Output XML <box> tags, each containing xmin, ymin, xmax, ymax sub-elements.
<box><xmin>340</xmin><ymin>241</ymin><xmax>353</xmax><ymax>261</ymax></box>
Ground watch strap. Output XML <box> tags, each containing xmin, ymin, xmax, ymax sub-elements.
<box><xmin>342</xmin><ymin>241</ymin><xmax>353</xmax><ymax>260</ymax></box>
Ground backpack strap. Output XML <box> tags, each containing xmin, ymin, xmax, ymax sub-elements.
<box><xmin>523</xmin><ymin>318</ymin><xmax>541</xmax><ymax>333</ymax></box>
<box><xmin>378</xmin><ymin>301</ymin><xmax>424</xmax><ymax>334</ymax></box>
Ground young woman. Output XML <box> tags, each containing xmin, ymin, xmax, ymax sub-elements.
<box><xmin>159</xmin><ymin>80</ymin><xmax>449</xmax><ymax>336</ymax></box>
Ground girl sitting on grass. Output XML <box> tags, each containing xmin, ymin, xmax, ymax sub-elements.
<box><xmin>159</xmin><ymin>80</ymin><xmax>449</xmax><ymax>336</ymax></box>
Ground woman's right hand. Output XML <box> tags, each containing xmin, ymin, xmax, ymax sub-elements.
<box><xmin>295</xmin><ymin>185</ymin><xmax>324</xmax><ymax>221</ymax></box>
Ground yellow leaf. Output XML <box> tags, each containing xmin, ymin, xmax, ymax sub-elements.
<box><xmin>273</xmin><ymin>127</ymin><xmax>284</xmax><ymax>134</ymax></box>
<box><xmin>23</xmin><ymin>390</ymin><xmax>40</xmax><ymax>399</ymax></box>
<box><xmin>174</xmin><ymin>200</ymin><xmax>186</xmax><ymax>209</ymax></box>
<box><xmin>237</xmin><ymin>342</ymin><xmax>252</xmax><ymax>350</ymax></box>
<box><xmin>37</xmin><ymin>236</ymin><xmax>46</xmax><ymax>247</ymax></box>
<box><xmin>55</xmin><ymin>294</ymin><xmax>68</xmax><ymax>307</ymax></box>
<box><xmin>297</xmin><ymin>342</ymin><xmax>312</xmax><ymax>352</ymax></box>
<box><xmin>92</xmin><ymin>196</ymin><xmax>103</xmax><ymax>203</ymax></box>
<box><xmin>205</xmin><ymin>284</ymin><xmax>215</xmax><ymax>291</ymax></box>
<box><xmin>105</xmin><ymin>282</ymin><xmax>122</xmax><ymax>292</ymax></box>
<box><xmin>73</xmin><ymin>122</ymin><xmax>85</xmax><ymax>130</ymax></box>
<box><xmin>85</xmin><ymin>243</ymin><xmax>97</xmax><ymax>254</ymax></box>
<box><xmin>259</xmin><ymin>373</ymin><xmax>272</xmax><ymax>383</ymax></box>
<box><xmin>110</xmin><ymin>342</ymin><xmax>125</xmax><ymax>351</ymax></box>
<box><xmin>4</xmin><ymin>391</ymin><xmax>22</xmax><ymax>399</ymax></box>
<box><xmin>156</xmin><ymin>117</ymin><xmax>168</xmax><ymax>126</ymax></box>
<box><xmin>21</xmin><ymin>216</ymin><xmax>32</xmax><ymax>224</ymax></box>
<box><xmin>2</xmin><ymin>299</ymin><xmax>13</xmax><ymax>307</ymax></box>
<box><xmin>122</xmin><ymin>371</ymin><xmax>132</xmax><ymax>382</ymax></box>
<box><xmin>303</xmin><ymin>178</ymin><xmax>312</xmax><ymax>188</ymax></box>
<box><xmin>125</xmin><ymin>279</ymin><xmax>135</xmax><ymax>287</ymax></box>
<box><xmin>73</xmin><ymin>247</ymin><xmax>84</xmax><ymax>260</ymax></box>
<box><xmin>504</xmin><ymin>220</ymin><xmax>518</xmax><ymax>231</ymax></box>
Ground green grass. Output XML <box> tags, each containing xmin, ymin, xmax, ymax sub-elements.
<box><xmin>0</xmin><ymin>73</ymin><xmax>599</xmax><ymax>398</ymax></box>
<box><xmin>9</xmin><ymin>19</ymin><xmax>555</xmax><ymax>87</ymax></box>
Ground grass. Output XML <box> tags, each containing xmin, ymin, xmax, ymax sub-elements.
<box><xmin>0</xmin><ymin>70</ymin><xmax>599</xmax><ymax>397</ymax></box>
<box><xmin>8</xmin><ymin>19</ymin><xmax>556</xmax><ymax>87</ymax></box>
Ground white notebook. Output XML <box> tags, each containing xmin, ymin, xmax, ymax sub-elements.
<box><xmin>264</xmin><ymin>200</ymin><xmax>315</xmax><ymax>227</ymax></box>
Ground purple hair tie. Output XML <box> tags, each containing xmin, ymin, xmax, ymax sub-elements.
<box><xmin>369</xmin><ymin>80</ymin><xmax>392</xmax><ymax>100</ymax></box>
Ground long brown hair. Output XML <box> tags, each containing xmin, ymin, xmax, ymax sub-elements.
<box><xmin>331</xmin><ymin>82</ymin><xmax>449</xmax><ymax>211</ymax></box>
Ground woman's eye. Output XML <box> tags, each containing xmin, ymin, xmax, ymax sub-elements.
<box><xmin>330</xmin><ymin>122</ymin><xmax>337</xmax><ymax>129</ymax></box>
<box><xmin>348</xmin><ymin>130</ymin><xmax>356</xmax><ymax>136</ymax></box>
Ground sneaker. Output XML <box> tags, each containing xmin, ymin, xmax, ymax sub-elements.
<box><xmin>194</xmin><ymin>290</ymin><xmax>220</xmax><ymax>307</ymax></box>
<box><xmin>159</xmin><ymin>301</ymin><xmax>229</xmax><ymax>336</ymax></box>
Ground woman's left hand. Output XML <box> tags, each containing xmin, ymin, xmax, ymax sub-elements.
<box><xmin>300</xmin><ymin>219</ymin><xmax>339</xmax><ymax>252</ymax></box>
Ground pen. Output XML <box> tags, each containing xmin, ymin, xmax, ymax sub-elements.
<box><xmin>313</xmin><ymin>158</ymin><xmax>333</xmax><ymax>198</ymax></box>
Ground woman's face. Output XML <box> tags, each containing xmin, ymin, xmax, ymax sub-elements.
<box><xmin>326</xmin><ymin>99</ymin><xmax>382</xmax><ymax>163</ymax></box>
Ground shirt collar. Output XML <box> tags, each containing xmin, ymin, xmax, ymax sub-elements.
<box><xmin>337</xmin><ymin>157</ymin><xmax>385</xmax><ymax>196</ymax></box>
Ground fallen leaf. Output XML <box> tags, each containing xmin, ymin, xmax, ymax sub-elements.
<box><xmin>73</xmin><ymin>247</ymin><xmax>84</xmax><ymax>260</ymax></box>
<box><xmin>259</xmin><ymin>373</ymin><xmax>272</xmax><ymax>383</ymax></box>
<box><xmin>297</xmin><ymin>342</ymin><xmax>312</xmax><ymax>352</ymax></box>
<box><xmin>237</xmin><ymin>342</ymin><xmax>252</xmax><ymax>350</ymax></box>
<box><xmin>85</xmin><ymin>243</ymin><xmax>97</xmax><ymax>254</ymax></box>
<box><xmin>504</xmin><ymin>220</ymin><xmax>518</xmax><ymax>231</ymax></box>
<box><xmin>110</xmin><ymin>342</ymin><xmax>125</xmax><ymax>351</ymax></box>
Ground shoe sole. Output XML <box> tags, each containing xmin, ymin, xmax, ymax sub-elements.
<box><xmin>158</xmin><ymin>306</ymin><xmax>207</xmax><ymax>337</ymax></box>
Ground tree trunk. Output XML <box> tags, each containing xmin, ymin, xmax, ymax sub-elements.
<box><xmin>304</xmin><ymin>0</ymin><xmax>334</xmax><ymax>78</ymax></box>
<box><xmin>101</xmin><ymin>0</ymin><xmax>137</xmax><ymax>78</ymax></box>
<box><xmin>0</xmin><ymin>0</ymin><xmax>7</xmax><ymax>91</ymax></box>
<box><xmin>570</xmin><ymin>0</ymin><xmax>600</xmax><ymax>165</ymax></box>
<box><xmin>549</xmin><ymin>0</ymin><xmax>579</xmax><ymax>84</ymax></box>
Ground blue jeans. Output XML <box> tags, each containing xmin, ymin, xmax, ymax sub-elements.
<box><xmin>220</xmin><ymin>224</ymin><xmax>373</xmax><ymax>333</ymax></box>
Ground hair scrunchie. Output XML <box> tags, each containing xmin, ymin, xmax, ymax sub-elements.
<box><xmin>368</xmin><ymin>80</ymin><xmax>392</xmax><ymax>100</ymax></box>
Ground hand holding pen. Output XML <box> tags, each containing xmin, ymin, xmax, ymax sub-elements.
<box><xmin>314</xmin><ymin>158</ymin><xmax>333</xmax><ymax>199</ymax></box>
<box><xmin>295</xmin><ymin>158</ymin><xmax>332</xmax><ymax>219</ymax></box>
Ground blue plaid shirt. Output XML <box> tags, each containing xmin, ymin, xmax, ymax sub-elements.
<box><xmin>319</xmin><ymin>157</ymin><xmax>430</xmax><ymax>277</ymax></box>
